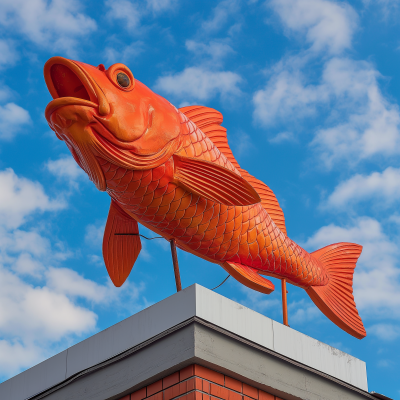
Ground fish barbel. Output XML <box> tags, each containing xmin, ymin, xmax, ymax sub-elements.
<box><xmin>44</xmin><ymin>57</ymin><xmax>366</xmax><ymax>339</ymax></box>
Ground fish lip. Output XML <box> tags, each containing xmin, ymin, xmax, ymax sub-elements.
<box><xmin>44</xmin><ymin>57</ymin><xmax>109</xmax><ymax>122</ymax></box>
<box><xmin>45</xmin><ymin>98</ymin><xmax>98</xmax><ymax>122</ymax></box>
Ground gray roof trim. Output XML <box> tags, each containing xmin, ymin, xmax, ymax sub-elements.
<box><xmin>28</xmin><ymin>317</ymin><xmax>375</xmax><ymax>400</ymax></box>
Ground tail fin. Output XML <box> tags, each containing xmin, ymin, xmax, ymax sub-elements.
<box><xmin>306</xmin><ymin>243</ymin><xmax>366</xmax><ymax>339</ymax></box>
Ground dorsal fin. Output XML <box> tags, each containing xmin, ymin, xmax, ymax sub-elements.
<box><xmin>179</xmin><ymin>106</ymin><xmax>240</xmax><ymax>168</ymax></box>
<box><xmin>179</xmin><ymin>105</ymin><xmax>287</xmax><ymax>236</ymax></box>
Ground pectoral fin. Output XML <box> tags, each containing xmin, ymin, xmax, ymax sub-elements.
<box><xmin>180</xmin><ymin>105</ymin><xmax>287</xmax><ymax>235</ymax></box>
<box><xmin>174</xmin><ymin>155</ymin><xmax>261</xmax><ymax>206</ymax></box>
<box><xmin>103</xmin><ymin>200</ymin><xmax>141</xmax><ymax>287</ymax></box>
<box><xmin>222</xmin><ymin>261</ymin><xmax>275</xmax><ymax>294</ymax></box>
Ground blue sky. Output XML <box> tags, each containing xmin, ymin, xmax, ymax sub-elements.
<box><xmin>0</xmin><ymin>0</ymin><xmax>399</xmax><ymax>397</ymax></box>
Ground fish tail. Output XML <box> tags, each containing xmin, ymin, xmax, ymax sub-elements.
<box><xmin>306</xmin><ymin>243</ymin><xmax>366</xmax><ymax>339</ymax></box>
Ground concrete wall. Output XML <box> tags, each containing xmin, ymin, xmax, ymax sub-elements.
<box><xmin>194</xmin><ymin>286</ymin><xmax>367</xmax><ymax>389</ymax></box>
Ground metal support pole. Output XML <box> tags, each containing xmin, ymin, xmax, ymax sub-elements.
<box><xmin>170</xmin><ymin>239</ymin><xmax>182</xmax><ymax>292</ymax></box>
<box><xmin>281</xmin><ymin>278</ymin><xmax>289</xmax><ymax>326</ymax></box>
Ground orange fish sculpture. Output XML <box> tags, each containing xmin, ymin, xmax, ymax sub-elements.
<box><xmin>44</xmin><ymin>57</ymin><xmax>366</xmax><ymax>339</ymax></box>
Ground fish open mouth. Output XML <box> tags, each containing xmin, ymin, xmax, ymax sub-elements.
<box><xmin>44</xmin><ymin>57</ymin><xmax>109</xmax><ymax>122</ymax></box>
<box><xmin>44</xmin><ymin>57</ymin><xmax>109</xmax><ymax>192</ymax></box>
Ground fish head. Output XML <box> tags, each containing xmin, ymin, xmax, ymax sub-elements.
<box><xmin>44</xmin><ymin>56</ymin><xmax>181</xmax><ymax>191</ymax></box>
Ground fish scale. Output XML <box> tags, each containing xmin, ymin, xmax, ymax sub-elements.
<box><xmin>99</xmin><ymin>115</ymin><xmax>328</xmax><ymax>288</ymax></box>
<box><xmin>44</xmin><ymin>56</ymin><xmax>366</xmax><ymax>339</ymax></box>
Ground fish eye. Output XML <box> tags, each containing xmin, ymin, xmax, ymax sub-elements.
<box><xmin>116</xmin><ymin>72</ymin><xmax>130</xmax><ymax>88</ymax></box>
<box><xmin>107</xmin><ymin>63</ymin><xmax>135</xmax><ymax>90</ymax></box>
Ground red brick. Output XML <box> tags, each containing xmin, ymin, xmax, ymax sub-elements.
<box><xmin>195</xmin><ymin>378</ymin><xmax>203</xmax><ymax>390</ymax></box>
<box><xmin>181</xmin><ymin>365</ymin><xmax>195</xmax><ymax>381</ymax></box>
<box><xmin>225</xmin><ymin>377</ymin><xmax>242</xmax><ymax>393</ymax></box>
<box><xmin>147</xmin><ymin>380</ymin><xmax>163</xmax><ymax>396</ymax></box>
<box><xmin>202</xmin><ymin>380</ymin><xmax>210</xmax><ymax>394</ymax></box>
<box><xmin>187</xmin><ymin>378</ymin><xmax>202</xmax><ymax>392</ymax></box>
<box><xmin>275</xmin><ymin>398</ymin><xmax>284</xmax><ymax>400</ymax></box>
<box><xmin>147</xmin><ymin>393</ymin><xmax>162</xmax><ymax>400</ymax></box>
<box><xmin>187</xmin><ymin>392</ymin><xmax>196</xmax><ymax>400</ymax></box>
<box><xmin>164</xmin><ymin>383</ymin><xmax>180</xmax><ymax>400</ymax></box>
<box><xmin>164</xmin><ymin>382</ymin><xmax>188</xmax><ymax>400</ymax></box>
<box><xmin>202</xmin><ymin>394</ymin><xmax>211</xmax><ymax>400</ymax></box>
<box><xmin>258</xmin><ymin>391</ymin><xmax>274</xmax><ymax>400</ymax></box>
<box><xmin>244</xmin><ymin>396</ymin><xmax>253</xmax><ymax>400</ymax></box>
<box><xmin>131</xmin><ymin>387</ymin><xmax>147</xmax><ymax>400</ymax></box>
<box><xmin>163</xmin><ymin>372</ymin><xmax>180</xmax><ymax>389</ymax></box>
<box><xmin>227</xmin><ymin>391</ymin><xmax>242</xmax><ymax>400</ymax></box>
<box><xmin>242</xmin><ymin>384</ymin><xmax>258</xmax><ymax>399</ymax></box>
<box><xmin>195</xmin><ymin>391</ymin><xmax>202</xmax><ymax>400</ymax></box>
<box><xmin>180</xmin><ymin>381</ymin><xmax>188</xmax><ymax>394</ymax></box>
<box><xmin>194</xmin><ymin>365</ymin><xmax>224</xmax><ymax>386</ymax></box>
<box><xmin>210</xmin><ymin>383</ymin><xmax>229</xmax><ymax>400</ymax></box>
<box><xmin>119</xmin><ymin>396</ymin><xmax>130</xmax><ymax>400</ymax></box>
<box><xmin>187</xmin><ymin>378</ymin><xmax>194</xmax><ymax>391</ymax></box>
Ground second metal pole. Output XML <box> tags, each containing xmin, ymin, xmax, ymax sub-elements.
<box><xmin>281</xmin><ymin>278</ymin><xmax>289</xmax><ymax>326</ymax></box>
<box><xmin>170</xmin><ymin>239</ymin><xmax>182</xmax><ymax>292</ymax></box>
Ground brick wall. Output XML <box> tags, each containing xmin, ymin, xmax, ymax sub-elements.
<box><xmin>118</xmin><ymin>364</ymin><xmax>284</xmax><ymax>400</ymax></box>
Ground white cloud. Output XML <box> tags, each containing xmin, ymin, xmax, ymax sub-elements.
<box><xmin>88</xmin><ymin>254</ymin><xmax>103</xmax><ymax>265</ymax></box>
<box><xmin>155</xmin><ymin>67</ymin><xmax>242</xmax><ymax>102</ymax></box>
<box><xmin>153</xmin><ymin>3</ymin><xmax>241</xmax><ymax>105</ymax></box>
<box><xmin>104</xmin><ymin>41</ymin><xmax>144</xmax><ymax>65</ymax></box>
<box><xmin>0</xmin><ymin>0</ymin><xmax>96</xmax><ymax>54</ymax></box>
<box><xmin>201</xmin><ymin>0</ymin><xmax>239</xmax><ymax>34</ymax></box>
<box><xmin>13</xmin><ymin>253</ymin><xmax>45</xmax><ymax>277</ymax></box>
<box><xmin>0</xmin><ymin>168</ymin><xmax>65</xmax><ymax>229</ymax></box>
<box><xmin>254</xmin><ymin>57</ymin><xmax>400</xmax><ymax>166</ymax></box>
<box><xmin>105</xmin><ymin>0</ymin><xmax>178</xmax><ymax>32</ymax></box>
<box><xmin>85</xmin><ymin>222</ymin><xmax>105</xmax><ymax>247</ymax></box>
<box><xmin>363</xmin><ymin>0</ymin><xmax>400</xmax><ymax>19</ymax></box>
<box><xmin>326</xmin><ymin>167</ymin><xmax>400</xmax><ymax>209</ymax></box>
<box><xmin>312</xmin><ymin>59</ymin><xmax>400</xmax><ymax>166</ymax></box>
<box><xmin>377</xmin><ymin>359</ymin><xmax>394</xmax><ymax>368</ymax></box>
<box><xmin>45</xmin><ymin>267</ymin><xmax>111</xmax><ymax>303</ymax></box>
<box><xmin>0</xmin><ymin>85</ymin><xmax>12</xmax><ymax>103</ymax></box>
<box><xmin>146</xmin><ymin>0</ymin><xmax>178</xmax><ymax>13</ymax></box>
<box><xmin>268</xmin><ymin>131</ymin><xmax>295</xmax><ymax>144</ymax></box>
<box><xmin>269</xmin><ymin>0</ymin><xmax>357</xmax><ymax>54</ymax></box>
<box><xmin>369</xmin><ymin>323</ymin><xmax>400</xmax><ymax>341</ymax></box>
<box><xmin>0</xmin><ymin>103</ymin><xmax>31</xmax><ymax>140</ymax></box>
<box><xmin>46</xmin><ymin>155</ymin><xmax>86</xmax><ymax>187</ymax></box>
<box><xmin>254</xmin><ymin>1</ymin><xmax>400</xmax><ymax>167</ymax></box>
<box><xmin>185</xmin><ymin>40</ymin><xmax>234</xmax><ymax>66</ymax></box>
<box><xmin>289</xmin><ymin>299</ymin><xmax>320</xmax><ymax>324</ymax></box>
<box><xmin>230</xmin><ymin>131</ymin><xmax>254</xmax><ymax>157</ymax></box>
<box><xmin>0</xmin><ymin>268</ymin><xmax>97</xmax><ymax>341</ymax></box>
<box><xmin>303</xmin><ymin>217</ymin><xmax>400</xmax><ymax>320</ymax></box>
<box><xmin>0</xmin><ymin>228</ymin><xmax>50</xmax><ymax>259</ymax></box>
<box><xmin>253</xmin><ymin>60</ymin><xmax>327</xmax><ymax>126</ymax></box>
<box><xmin>105</xmin><ymin>0</ymin><xmax>141</xmax><ymax>31</ymax></box>
<box><xmin>0</xmin><ymin>39</ymin><xmax>19</xmax><ymax>68</ymax></box>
